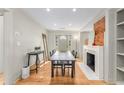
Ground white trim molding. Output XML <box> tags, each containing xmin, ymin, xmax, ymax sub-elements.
<box><xmin>83</xmin><ymin>45</ymin><xmax>104</xmax><ymax>80</ymax></box>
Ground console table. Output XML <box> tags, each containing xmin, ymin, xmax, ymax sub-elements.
<box><xmin>27</xmin><ymin>50</ymin><xmax>44</xmax><ymax>73</ymax></box>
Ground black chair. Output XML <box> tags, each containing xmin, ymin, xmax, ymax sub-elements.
<box><xmin>63</xmin><ymin>61</ymin><xmax>73</xmax><ymax>76</ymax></box>
<box><xmin>52</xmin><ymin>61</ymin><xmax>64</xmax><ymax>76</ymax></box>
<box><xmin>50</xmin><ymin>49</ymin><xmax>56</xmax><ymax>57</ymax></box>
<box><xmin>71</xmin><ymin>50</ymin><xmax>75</xmax><ymax>57</ymax></box>
<box><xmin>50</xmin><ymin>51</ymin><xmax>53</xmax><ymax>57</ymax></box>
<box><xmin>75</xmin><ymin>51</ymin><xmax>77</xmax><ymax>58</ymax></box>
<box><xmin>52</xmin><ymin>49</ymin><xmax>56</xmax><ymax>55</ymax></box>
<box><xmin>63</xmin><ymin>50</ymin><xmax>77</xmax><ymax>76</ymax></box>
<box><xmin>71</xmin><ymin>50</ymin><xmax>77</xmax><ymax>58</ymax></box>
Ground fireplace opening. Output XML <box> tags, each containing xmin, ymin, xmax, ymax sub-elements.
<box><xmin>87</xmin><ymin>53</ymin><xmax>95</xmax><ymax>72</ymax></box>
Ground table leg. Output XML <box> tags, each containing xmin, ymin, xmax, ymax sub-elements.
<box><xmin>71</xmin><ymin>61</ymin><xmax>75</xmax><ymax>78</ymax></box>
<box><xmin>51</xmin><ymin>61</ymin><xmax>54</xmax><ymax>77</ymax></box>
<box><xmin>71</xmin><ymin>62</ymin><xmax>73</xmax><ymax>78</ymax></box>
<box><xmin>73</xmin><ymin>61</ymin><xmax>75</xmax><ymax>76</ymax></box>
<box><xmin>62</xmin><ymin>63</ymin><xmax>64</xmax><ymax>76</ymax></box>
<box><xmin>36</xmin><ymin>54</ymin><xmax>38</xmax><ymax>73</ymax></box>
<box><xmin>28</xmin><ymin>54</ymin><xmax>30</xmax><ymax>66</ymax></box>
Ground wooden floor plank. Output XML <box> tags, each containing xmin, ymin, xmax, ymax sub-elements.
<box><xmin>16</xmin><ymin>61</ymin><xmax>107</xmax><ymax>85</ymax></box>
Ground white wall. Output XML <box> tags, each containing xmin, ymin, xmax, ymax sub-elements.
<box><xmin>4</xmin><ymin>10</ymin><xmax>15</xmax><ymax>84</ymax></box>
<box><xmin>104</xmin><ymin>9</ymin><xmax>116</xmax><ymax>83</ymax></box>
<box><xmin>79</xmin><ymin>31</ymin><xmax>89</xmax><ymax>61</ymax></box>
<box><xmin>82</xmin><ymin>9</ymin><xmax>106</xmax><ymax>31</ymax></box>
<box><xmin>0</xmin><ymin>16</ymin><xmax>3</xmax><ymax>73</ymax></box>
<box><xmin>47</xmin><ymin>30</ymin><xmax>80</xmax><ymax>56</ymax></box>
<box><xmin>4</xmin><ymin>9</ymin><xmax>47</xmax><ymax>84</ymax></box>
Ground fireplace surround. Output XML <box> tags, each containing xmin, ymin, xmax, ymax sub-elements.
<box><xmin>83</xmin><ymin>46</ymin><xmax>103</xmax><ymax>80</ymax></box>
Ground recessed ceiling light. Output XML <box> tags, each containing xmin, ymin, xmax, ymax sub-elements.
<box><xmin>46</xmin><ymin>8</ymin><xmax>50</xmax><ymax>12</ymax></box>
<box><xmin>72</xmin><ymin>8</ymin><xmax>77</xmax><ymax>12</ymax></box>
<box><xmin>54</xmin><ymin>24</ymin><xmax>57</xmax><ymax>26</ymax></box>
<box><xmin>69</xmin><ymin>24</ymin><xmax>72</xmax><ymax>26</ymax></box>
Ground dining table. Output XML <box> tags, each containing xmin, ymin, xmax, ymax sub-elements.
<box><xmin>50</xmin><ymin>51</ymin><xmax>76</xmax><ymax>78</ymax></box>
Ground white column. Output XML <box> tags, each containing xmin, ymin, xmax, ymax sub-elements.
<box><xmin>0</xmin><ymin>16</ymin><xmax>3</xmax><ymax>73</ymax></box>
<box><xmin>4</xmin><ymin>10</ymin><xmax>15</xmax><ymax>84</ymax></box>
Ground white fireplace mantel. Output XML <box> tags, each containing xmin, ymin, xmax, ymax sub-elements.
<box><xmin>83</xmin><ymin>45</ymin><xmax>103</xmax><ymax>80</ymax></box>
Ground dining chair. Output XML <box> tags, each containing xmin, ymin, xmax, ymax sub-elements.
<box><xmin>75</xmin><ymin>51</ymin><xmax>77</xmax><ymax>58</ymax></box>
<box><xmin>63</xmin><ymin>61</ymin><xmax>73</xmax><ymax>76</ymax></box>
<box><xmin>50</xmin><ymin>49</ymin><xmax>56</xmax><ymax>57</ymax></box>
<box><xmin>50</xmin><ymin>51</ymin><xmax>53</xmax><ymax>57</ymax></box>
<box><xmin>52</xmin><ymin>49</ymin><xmax>56</xmax><ymax>55</ymax></box>
<box><xmin>71</xmin><ymin>50</ymin><xmax>75</xmax><ymax>56</ymax></box>
<box><xmin>52</xmin><ymin>61</ymin><xmax>64</xmax><ymax>76</ymax></box>
<box><xmin>72</xmin><ymin>50</ymin><xmax>78</xmax><ymax>58</ymax></box>
<box><xmin>50</xmin><ymin>50</ymin><xmax>63</xmax><ymax>76</ymax></box>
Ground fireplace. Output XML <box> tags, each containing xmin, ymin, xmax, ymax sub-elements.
<box><xmin>87</xmin><ymin>53</ymin><xmax>95</xmax><ymax>72</ymax></box>
<box><xmin>83</xmin><ymin>46</ymin><xmax>103</xmax><ymax>79</ymax></box>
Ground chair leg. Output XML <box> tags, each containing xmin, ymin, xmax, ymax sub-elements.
<box><xmin>68</xmin><ymin>68</ymin><xmax>69</xmax><ymax>75</ymax></box>
<box><xmin>51</xmin><ymin>67</ymin><xmax>54</xmax><ymax>77</ymax></box>
<box><xmin>56</xmin><ymin>67</ymin><xmax>58</xmax><ymax>76</ymax></box>
<box><xmin>62</xmin><ymin>66</ymin><xmax>64</xmax><ymax>76</ymax></box>
<box><xmin>64</xmin><ymin>66</ymin><xmax>65</xmax><ymax>76</ymax></box>
<box><xmin>71</xmin><ymin>67</ymin><xmax>73</xmax><ymax>78</ymax></box>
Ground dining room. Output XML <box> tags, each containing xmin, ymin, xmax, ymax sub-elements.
<box><xmin>13</xmin><ymin>8</ymin><xmax>109</xmax><ymax>85</ymax></box>
<box><xmin>2</xmin><ymin>8</ymin><xmax>116</xmax><ymax>85</ymax></box>
<box><xmin>0</xmin><ymin>0</ymin><xmax>121</xmax><ymax>92</ymax></box>
<box><xmin>16</xmin><ymin>29</ymin><xmax>106</xmax><ymax>85</ymax></box>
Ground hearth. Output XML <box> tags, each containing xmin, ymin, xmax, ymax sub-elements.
<box><xmin>87</xmin><ymin>53</ymin><xmax>95</xmax><ymax>72</ymax></box>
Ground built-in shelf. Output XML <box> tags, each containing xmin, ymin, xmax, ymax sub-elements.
<box><xmin>116</xmin><ymin>81</ymin><xmax>124</xmax><ymax>85</ymax></box>
<box><xmin>117</xmin><ymin>38</ymin><xmax>124</xmax><ymax>40</ymax></box>
<box><xmin>117</xmin><ymin>21</ymin><xmax>124</xmax><ymax>26</ymax></box>
<box><xmin>117</xmin><ymin>67</ymin><xmax>124</xmax><ymax>72</ymax></box>
<box><xmin>117</xmin><ymin>8</ymin><xmax>124</xmax><ymax>13</ymax></box>
<box><xmin>116</xmin><ymin>8</ymin><xmax>124</xmax><ymax>84</ymax></box>
<box><xmin>117</xmin><ymin>53</ymin><xmax>124</xmax><ymax>56</ymax></box>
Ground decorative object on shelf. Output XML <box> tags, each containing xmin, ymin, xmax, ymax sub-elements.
<box><xmin>34</xmin><ymin>46</ymin><xmax>41</xmax><ymax>52</ymax></box>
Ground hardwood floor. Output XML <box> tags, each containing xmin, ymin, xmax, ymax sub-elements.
<box><xmin>0</xmin><ymin>73</ymin><xmax>4</xmax><ymax>85</ymax></box>
<box><xmin>16</xmin><ymin>60</ymin><xmax>107</xmax><ymax>85</ymax></box>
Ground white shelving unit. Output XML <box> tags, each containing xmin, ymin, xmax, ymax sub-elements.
<box><xmin>117</xmin><ymin>53</ymin><xmax>124</xmax><ymax>56</ymax></box>
<box><xmin>117</xmin><ymin>38</ymin><xmax>124</xmax><ymax>41</ymax></box>
<box><xmin>116</xmin><ymin>8</ymin><xmax>124</xmax><ymax>84</ymax></box>
<box><xmin>117</xmin><ymin>67</ymin><xmax>124</xmax><ymax>72</ymax></box>
<box><xmin>117</xmin><ymin>22</ymin><xmax>124</xmax><ymax>26</ymax></box>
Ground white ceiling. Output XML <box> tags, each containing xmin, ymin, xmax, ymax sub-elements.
<box><xmin>21</xmin><ymin>8</ymin><xmax>103</xmax><ymax>31</ymax></box>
